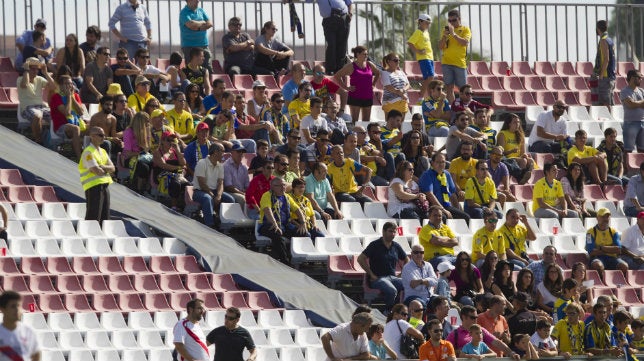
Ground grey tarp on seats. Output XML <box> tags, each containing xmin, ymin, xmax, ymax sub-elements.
<box><xmin>0</xmin><ymin>126</ymin><xmax>363</xmax><ymax>325</ymax></box>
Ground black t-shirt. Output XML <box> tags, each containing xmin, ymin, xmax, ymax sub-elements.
<box><xmin>206</xmin><ymin>325</ymin><xmax>255</xmax><ymax>361</ymax></box>
<box><xmin>361</xmin><ymin>238</ymin><xmax>407</xmax><ymax>278</ymax></box>
<box><xmin>507</xmin><ymin>309</ymin><xmax>537</xmax><ymax>336</ymax></box>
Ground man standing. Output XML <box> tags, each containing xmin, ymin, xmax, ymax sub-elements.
<box><xmin>0</xmin><ymin>291</ymin><xmax>40</xmax><ymax>361</ymax></box>
<box><xmin>15</xmin><ymin>19</ymin><xmax>53</xmax><ymax>71</ymax></box>
<box><xmin>17</xmin><ymin>58</ymin><xmax>53</xmax><ymax>144</ymax></box>
<box><xmin>357</xmin><ymin>221</ymin><xmax>409</xmax><ymax>313</ymax></box>
<box><xmin>206</xmin><ymin>307</ymin><xmax>257</xmax><ymax>361</ymax></box>
<box><xmin>621</xmin><ymin>211</ymin><xmax>644</xmax><ymax>270</ymax></box>
<box><xmin>180</xmin><ymin>0</ymin><xmax>213</xmax><ymax>72</ymax></box>
<box><xmin>499</xmin><ymin>208</ymin><xmax>536</xmax><ymax>269</ymax></box>
<box><xmin>192</xmin><ymin>143</ymin><xmax>234</xmax><ymax>229</ymax></box>
<box><xmin>79</xmin><ymin>127</ymin><xmax>115</xmax><ymax>223</ymax></box>
<box><xmin>307</xmin><ymin>0</ymin><xmax>353</xmax><ymax>75</ymax></box>
<box><xmin>625</xmin><ymin>162</ymin><xmax>644</xmax><ymax>217</ymax></box>
<box><xmin>401</xmin><ymin>244</ymin><xmax>438</xmax><ymax>307</ymax></box>
<box><xmin>321</xmin><ymin>312</ymin><xmax>372</xmax><ymax>360</ymax></box>
<box><xmin>586</xmin><ymin>208</ymin><xmax>628</xmax><ymax>281</ymax></box>
<box><xmin>593</xmin><ymin>20</ymin><xmax>616</xmax><ymax>108</ymax></box>
<box><xmin>222</xmin><ymin>17</ymin><xmax>255</xmax><ymax>77</ymax></box>
<box><xmin>439</xmin><ymin>10</ymin><xmax>471</xmax><ymax>103</ymax></box>
<box><xmin>173</xmin><ymin>299</ymin><xmax>209</xmax><ymax>361</ymax></box>
<box><xmin>108</xmin><ymin>0</ymin><xmax>152</xmax><ymax>59</ymax></box>
<box><xmin>621</xmin><ymin>70</ymin><xmax>644</xmax><ymax>153</ymax></box>
<box><xmin>528</xmin><ymin>100</ymin><xmax>570</xmax><ymax>153</ymax></box>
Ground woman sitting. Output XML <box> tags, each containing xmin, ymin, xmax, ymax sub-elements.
<box><xmin>536</xmin><ymin>264</ymin><xmax>563</xmax><ymax>314</ymax></box>
<box><xmin>152</xmin><ymin>131</ymin><xmax>189</xmax><ymax>210</ymax></box>
<box><xmin>561</xmin><ymin>162</ymin><xmax>595</xmax><ymax>218</ymax></box>
<box><xmin>387</xmin><ymin>161</ymin><xmax>428</xmax><ymax>221</ymax></box>
<box><xmin>450</xmin><ymin>251</ymin><xmax>484</xmax><ymax>306</ymax></box>
<box><xmin>123</xmin><ymin>112</ymin><xmax>152</xmax><ymax>193</ymax></box>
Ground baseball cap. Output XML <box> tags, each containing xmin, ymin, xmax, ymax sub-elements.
<box><xmin>596</xmin><ymin>207</ymin><xmax>611</xmax><ymax>217</ymax></box>
<box><xmin>161</xmin><ymin>131</ymin><xmax>177</xmax><ymax>141</ymax></box>
<box><xmin>150</xmin><ymin>109</ymin><xmax>165</xmax><ymax>119</ymax></box>
<box><xmin>35</xmin><ymin>19</ymin><xmax>47</xmax><ymax>28</ymax></box>
<box><xmin>135</xmin><ymin>75</ymin><xmax>151</xmax><ymax>86</ymax></box>
<box><xmin>252</xmin><ymin>80</ymin><xmax>266</xmax><ymax>89</ymax></box>
<box><xmin>437</xmin><ymin>261</ymin><xmax>455</xmax><ymax>274</ymax></box>
<box><xmin>418</xmin><ymin>14</ymin><xmax>431</xmax><ymax>22</ymax></box>
<box><xmin>230</xmin><ymin>142</ymin><xmax>246</xmax><ymax>152</ymax></box>
<box><xmin>638</xmin><ymin>211</ymin><xmax>644</xmax><ymax>219</ymax></box>
<box><xmin>513</xmin><ymin>292</ymin><xmax>529</xmax><ymax>304</ymax></box>
<box><xmin>196</xmin><ymin>122</ymin><xmax>209</xmax><ymax>132</ymax></box>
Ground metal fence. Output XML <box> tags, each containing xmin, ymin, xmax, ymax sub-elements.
<box><xmin>1</xmin><ymin>0</ymin><xmax>642</xmax><ymax>65</ymax></box>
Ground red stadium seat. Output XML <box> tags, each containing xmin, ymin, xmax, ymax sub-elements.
<box><xmin>93</xmin><ymin>293</ymin><xmax>121</xmax><ymax>312</ymax></box>
<box><xmin>467</xmin><ymin>76</ymin><xmax>483</xmax><ymax>91</ymax></box>
<box><xmin>21</xmin><ymin>294</ymin><xmax>39</xmax><ymax>312</ymax></box>
<box><xmin>328</xmin><ymin>254</ymin><xmax>364</xmax><ymax>279</ymax></box>
<box><xmin>233</xmin><ymin>74</ymin><xmax>254</xmax><ymax>90</ymax></box>
<box><xmin>21</xmin><ymin>257</ymin><xmax>49</xmax><ymax>274</ymax></box>
<box><xmin>577</xmin><ymin>91</ymin><xmax>592</xmax><ymax>106</ymax></box>
<box><xmin>72</xmin><ymin>256</ymin><xmax>101</xmax><ymax>274</ymax></box>
<box><xmin>557</xmin><ymin>91</ymin><xmax>580</xmax><ymax>105</ymax></box>
<box><xmin>97</xmin><ymin>256</ymin><xmax>127</xmax><ymax>274</ymax></box>
<box><xmin>490</xmin><ymin>61</ymin><xmax>511</xmax><ymax>76</ymax></box>
<box><xmin>247</xmin><ymin>291</ymin><xmax>276</xmax><ymax>310</ymax></box>
<box><xmin>533</xmin><ymin>61</ymin><xmax>556</xmax><ymax>76</ymax></box>
<box><xmin>0</xmin><ymin>87</ymin><xmax>17</xmax><ymax>109</ymax></box>
<box><xmin>39</xmin><ymin>294</ymin><xmax>67</xmax><ymax>312</ymax></box>
<box><xmin>434</xmin><ymin>61</ymin><xmax>443</xmax><ymax>76</ymax></box>
<box><xmin>375</xmin><ymin>186</ymin><xmax>389</xmax><ymax>204</ymax></box>
<box><xmin>118</xmin><ymin>293</ymin><xmax>147</xmax><ymax>312</ymax></box>
<box><xmin>0</xmin><ymin>72</ymin><xmax>19</xmax><ymax>87</ymax></box>
<box><xmin>603</xmin><ymin>185</ymin><xmax>625</xmax><ymax>202</ymax></box>
<box><xmin>194</xmin><ymin>291</ymin><xmax>224</xmax><ymax>310</ymax></box>
<box><xmin>149</xmin><ymin>255</ymin><xmax>179</xmax><ymax>274</ymax></box>
<box><xmin>56</xmin><ymin>275</ymin><xmax>84</xmax><ymax>293</ymax></box>
<box><xmin>133</xmin><ymin>274</ymin><xmax>162</xmax><ymax>292</ymax></box>
<box><xmin>576</xmin><ymin>62</ymin><xmax>594</xmax><ymax>77</ymax></box>
<box><xmin>211</xmin><ymin>74</ymin><xmax>234</xmax><ymax>89</ymax></box>
<box><xmin>523</xmin><ymin>76</ymin><xmax>547</xmax><ymax>91</ymax></box>
<box><xmin>0</xmin><ymin>57</ymin><xmax>15</xmax><ymax>72</ymax></box>
<box><xmin>511</xmin><ymin>184</ymin><xmax>533</xmax><ymax>202</ymax></box>
<box><xmin>544</xmin><ymin>76</ymin><xmax>568</xmax><ymax>91</ymax></box>
<box><xmin>82</xmin><ymin>274</ymin><xmax>110</xmax><ymax>293</ymax></box>
<box><xmin>211</xmin><ymin>59</ymin><xmax>224</xmax><ymax>74</ymax></box>
<box><xmin>47</xmin><ymin>257</ymin><xmax>75</xmax><ymax>274</ymax></box>
<box><xmin>555</xmin><ymin>61</ymin><xmax>577</xmax><ymax>77</ymax></box>
<box><xmin>513</xmin><ymin>91</ymin><xmax>538</xmax><ymax>107</ymax></box>
<box><xmin>404</xmin><ymin>61</ymin><xmax>422</xmax><ymax>78</ymax></box>
<box><xmin>185</xmin><ymin>273</ymin><xmax>215</xmax><ymax>291</ymax></box>
<box><xmin>564</xmin><ymin>253</ymin><xmax>589</xmax><ymax>269</ymax></box>
<box><xmin>31</xmin><ymin>186</ymin><xmax>59</xmax><ymax>203</ymax></box>
<box><xmin>108</xmin><ymin>274</ymin><xmax>136</xmax><ymax>293</ymax></box>
<box><xmin>627</xmin><ymin>270</ymin><xmax>644</xmax><ymax>286</ymax></box>
<box><xmin>503</xmin><ymin>76</ymin><xmax>526</xmax><ymax>91</ymax></box>
<box><xmin>615</xmin><ymin>288</ymin><xmax>642</xmax><ymax>306</ymax></box>
<box><xmin>512</xmin><ymin>61</ymin><xmax>534</xmax><ymax>76</ymax></box>
<box><xmin>567</xmin><ymin>76</ymin><xmax>590</xmax><ymax>91</ymax></box>
<box><xmin>617</xmin><ymin>62</ymin><xmax>636</xmax><ymax>77</ymax></box>
<box><xmin>407</xmin><ymin>90</ymin><xmax>422</xmax><ymax>106</ymax></box>
<box><xmin>28</xmin><ymin>275</ymin><xmax>57</xmax><ymax>293</ymax></box>
<box><xmin>491</xmin><ymin>91</ymin><xmax>517</xmax><ymax>108</ymax></box>
<box><xmin>211</xmin><ymin>273</ymin><xmax>240</xmax><ymax>291</ymax></box>
<box><xmin>221</xmin><ymin>291</ymin><xmax>252</xmax><ymax>310</ymax></box>
<box><xmin>122</xmin><ymin>256</ymin><xmax>151</xmax><ymax>273</ymax></box>
<box><xmin>0</xmin><ymin>169</ymin><xmax>25</xmax><ymax>186</ymax></box>
<box><xmin>468</xmin><ymin>61</ymin><xmax>492</xmax><ymax>76</ymax></box>
<box><xmin>175</xmin><ymin>255</ymin><xmax>203</xmax><ymax>273</ymax></box>
<box><xmin>169</xmin><ymin>291</ymin><xmax>194</xmax><ymax>310</ymax></box>
<box><xmin>582</xmin><ymin>185</ymin><xmax>606</xmax><ymax>201</ymax></box>
<box><xmin>534</xmin><ymin>91</ymin><xmax>557</xmax><ymax>106</ymax></box>
<box><xmin>5</xmin><ymin>185</ymin><xmax>36</xmax><ymax>202</ymax></box>
<box><xmin>3</xmin><ymin>275</ymin><xmax>31</xmax><ymax>293</ymax></box>
<box><xmin>0</xmin><ymin>258</ymin><xmax>22</xmax><ymax>275</ymax></box>
<box><xmin>255</xmin><ymin>75</ymin><xmax>281</xmax><ymax>90</ymax></box>
<box><xmin>627</xmin><ymin>153</ymin><xmax>644</xmax><ymax>175</ymax></box>
<box><xmin>603</xmin><ymin>270</ymin><xmax>629</xmax><ymax>289</ymax></box>
<box><xmin>65</xmin><ymin>294</ymin><xmax>94</xmax><ymax>312</ymax></box>
<box><xmin>615</xmin><ymin>76</ymin><xmax>628</xmax><ymax>90</ymax></box>
<box><xmin>158</xmin><ymin>274</ymin><xmax>188</xmax><ymax>292</ymax></box>
<box><xmin>480</xmin><ymin>76</ymin><xmax>504</xmax><ymax>91</ymax></box>
<box><xmin>586</xmin><ymin>270</ymin><xmax>607</xmax><ymax>287</ymax></box>
<box><xmin>143</xmin><ymin>293</ymin><xmax>174</xmax><ymax>311</ymax></box>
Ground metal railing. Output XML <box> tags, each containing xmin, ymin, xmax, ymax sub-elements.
<box><xmin>0</xmin><ymin>0</ymin><xmax>642</xmax><ymax>65</ymax></box>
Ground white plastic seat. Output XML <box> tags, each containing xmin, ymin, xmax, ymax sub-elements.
<box><xmin>0</xmin><ymin>202</ymin><xmax>17</xmax><ymax>221</ymax></box>
<box><xmin>248</xmin><ymin>328</ymin><xmax>269</xmax><ymax>346</ymax></box>
<box><xmin>539</xmin><ymin>218</ymin><xmax>566</xmax><ymax>236</ymax></box>
<box><xmin>24</xmin><ymin>220</ymin><xmax>53</xmax><ymax>238</ymax></box>
<box><xmin>601</xmin><ymin>121</ymin><xmax>623</xmax><ymax>135</ymax></box>
<box><xmin>138</xmin><ymin>237</ymin><xmax>166</xmax><ymax>255</ymax></box>
<box><xmin>610</xmin><ymin>217</ymin><xmax>631</xmax><ymax>232</ymax></box>
<box><xmin>51</xmin><ymin>220</ymin><xmax>82</xmax><ymax>239</ymax></box>
<box><xmin>154</xmin><ymin>311</ymin><xmax>179</xmax><ymax>330</ymax></box>
<box><xmin>526</xmin><ymin>217</ymin><xmax>545</xmax><ymax>235</ymax></box>
<box><xmin>326</xmin><ymin>219</ymin><xmax>353</xmax><ymax>236</ymax></box>
<box><xmin>148</xmin><ymin>349</ymin><xmax>174</xmax><ymax>361</ymax></box>
<box><xmin>58</xmin><ymin>330</ymin><xmax>87</xmax><ymax>349</ymax></box>
<box><xmin>8</xmin><ymin>238</ymin><xmax>37</xmax><ymax>256</ymax></box>
<box><xmin>163</xmin><ymin>237</ymin><xmax>187</xmax><ymax>254</ymax></box>
<box><xmin>254</xmin><ymin>348</ymin><xmax>281</xmax><ymax>361</ymax></box>
<box><xmin>589</xmin><ymin>105</ymin><xmax>616</xmax><ymax>121</ymax></box>
<box><xmin>284</xmin><ymin>309</ymin><xmax>313</xmax><ymax>328</ymax></box>
<box><xmin>268</xmin><ymin>328</ymin><xmax>296</xmax><ymax>346</ymax></box>
<box><xmin>68</xmin><ymin>350</ymin><xmax>96</xmax><ymax>361</ymax></box>
<box><xmin>528</xmin><ymin>235</ymin><xmax>552</xmax><ymax>254</ymax></box>
<box><xmin>254</xmin><ymin>221</ymin><xmax>272</xmax><ymax>248</ymax></box>
<box><xmin>205</xmin><ymin>310</ymin><xmax>225</xmax><ymax>330</ymax></box>
<box><xmin>350</xmin><ymin>219</ymin><xmax>377</xmax><ymax>236</ymax></box>
<box><xmin>458</xmin><ymin>235</ymin><xmax>473</xmax><ymax>254</ymax></box>
<box><xmin>95</xmin><ymin>349</ymin><xmax>121</xmax><ymax>361</ymax></box>
<box><xmin>446</xmin><ymin>219</ymin><xmax>470</xmax><ymax>236</ymax></box>
<box><xmin>14</xmin><ymin>202</ymin><xmax>44</xmax><ymax>221</ymax></box>
<box><xmin>281</xmin><ymin>347</ymin><xmax>307</xmax><ymax>361</ymax></box>
<box><xmin>315</xmin><ymin>237</ymin><xmax>343</xmax><ymax>255</ymax></box>
<box><xmin>399</xmin><ymin>219</ymin><xmax>421</xmax><ymax>236</ymax></box>
<box><xmin>77</xmin><ymin>220</ymin><xmax>107</xmax><ymax>238</ymax></box>
<box><xmin>85</xmin><ymin>238</ymin><xmax>114</xmax><ymax>256</ymax></box>
<box><xmin>567</xmin><ymin>105</ymin><xmax>593</xmax><ymax>122</ymax></box>
<box><xmin>41</xmin><ymin>350</ymin><xmax>67</xmax><ymax>361</ymax></box>
<box><xmin>595</xmin><ymin>200</ymin><xmax>624</xmax><ymax>217</ymax></box>
<box><xmin>21</xmin><ymin>313</ymin><xmax>49</xmax><ymax>330</ymax></box>
<box><xmin>579</xmin><ymin>121</ymin><xmax>604</xmax><ymax>139</ymax></box>
<box><xmin>85</xmin><ymin>330</ymin><xmax>114</xmax><ymax>350</ymax></box>
<box><xmin>340</xmin><ymin>202</ymin><xmax>367</xmax><ymax>219</ymax></box>
<box><xmin>314</xmin><ymin>220</ymin><xmax>328</xmax><ymax>236</ymax></box>
<box><xmin>447</xmin><ymin>308</ymin><xmax>462</xmax><ymax>327</ymax></box>
<box><xmin>121</xmin><ymin>349</ymin><xmax>148</xmax><ymax>361</ymax></box>
<box><xmin>525</xmin><ymin>105</ymin><xmax>545</xmax><ymax>126</ymax></box>
<box><xmin>585</xmin><ymin>217</ymin><xmax>598</xmax><ymax>229</ymax></box>
<box><xmin>60</xmin><ymin>238</ymin><xmax>90</xmax><ymax>256</ymax></box>
<box><xmin>239</xmin><ymin>310</ymin><xmax>259</xmax><ymax>329</ymax></box>
<box><xmin>35</xmin><ymin>330</ymin><xmax>60</xmax><ymax>350</ymax></box>
<box><xmin>113</xmin><ymin>237</ymin><xmax>142</xmax><ymax>255</ymax></box>
<box><xmin>127</xmin><ymin>312</ymin><xmax>158</xmax><ymax>330</ymax></box>
<box><xmin>468</xmin><ymin>219</ymin><xmax>485</xmax><ymax>232</ymax></box>
<box><xmin>394</xmin><ymin>236</ymin><xmax>412</xmax><ymax>254</ymax></box>
<box><xmin>338</xmin><ymin>236</ymin><xmax>364</xmax><ymax>255</ymax></box>
<box><xmin>35</xmin><ymin>238</ymin><xmax>63</xmax><ymax>256</ymax></box>
<box><xmin>363</xmin><ymin>202</ymin><xmax>388</xmax><ymax>219</ymax></box>
<box><xmin>100</xmin><ymin>312</ymin><xmax>130</xmax><ymax>330</ymax></box>
<box><xmin>7</xmin><ymin>220</ymin><xmax>30</xmax><ymax>239</ymax></box>
<box><xmin>561</xmin><ymin>217</ymin><xmax>586</xmax><ymax>236</ymax></box>
<box><xmin>67</xmin><ymin>203</ymin><xmax>87</xmax><ymax>221</ymax></box>
<box><xmin>295</xmin><ymin>328</ymin><xmax>321</xmax><ymax>347</ymax></box>
<box><xmin>102</xmin><ymin>220</ymin><xmax>130</xmax><ymax>238</ymax></box>
<box><xmin>257</xmin><ymin>309</ymin><xmax>289</xmax><ymax>329</ymax></box>
<box><xmin>111</xmin><ymin>330</ymin><xmax>140</xmax><ymax>349</ymax></box>
<box><xmin>48</xmin><ymin>312</ymin><xmax>77</xmax><ymax>332</ymax></box>
<box><xmin>502</xmin><ymin>202</ymin><xmax>527</xmax><ymax>214</ymax></box>
<box><xmin>552</xmin><ymin>235</ymin><xmax>583</xmax><ymax>254</ymax></box>
<box><xmin>75</xmin><ymin>312</ymin><xmax>102</xmax><ymax>331</ymax></box>
<box><xmin>220</xmin><ymin>203</ymin><xmax>254</xmax><ymax>229</ymax></box>
<box><xmin>41</xmin><ymin>203</ymin><xmax>70</xmax><ymax>221</ymax></box>
<box><xmin>291</xmin><ymin>236</ymin><xmax>326</xmax><ymax>263</ymax></box>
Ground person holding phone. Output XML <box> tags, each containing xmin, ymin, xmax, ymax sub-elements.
<box><xmin>439</xmin><ymin>9</ymin><xmax>471</xmax><ymax>103</ymax></box>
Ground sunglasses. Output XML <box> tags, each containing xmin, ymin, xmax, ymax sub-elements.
<box><xmin>399</xmin><ymin>312</ymin><xmax>408</xmax><ymax>317</ymax></box>
<box><xmin>433</xmin><ymin>329</ymin><xmax>444</xmax><ymax>333</ymax></box>
<box><xmin>289</xmin><ymin>136</ymin><xmax>301</xmax><ymax>140</ymax></box>
<box><xmin>93</xmin><ymin>133</ymin><xmax>105</xmax><ymax>137</ymax></box>
<box><xmin>412</xmin><ymin>250</ymin><xmax>424</xmax><ymax>254</ymax></box>
<box><xmin>487</xmin><ymin>218</ymin><xmax>498</xmax><ymax>223</ymax></box>
<box><xmin>140</xmin><ymin>55</ymin><xmax>150</xmax><ymax>59</ymax></box>
<box><xmin>280</xmin><ymin>163</ymin><xmax>289</xmax><ymax>166</ymax></box>
<box><xmin>413</xmin><ymin>308</ymin><xmax>425</xmax><ymax>312</ymax></box>
<box><xmin>117</xmin><ymin>57</ymin><xmax>128</xmax><ymax>61</ymax></box>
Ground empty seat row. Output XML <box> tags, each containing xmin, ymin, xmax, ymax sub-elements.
<box><xmin>6</xmin><ymin>219</ymin><xmax>128</xmax><ymax>239</ymax></box>
<box><xmin>42</xmin><ymin>348</ymin><xmax>174</xmax><ymax>361</ymax></box>
<box><xmin>0</xmin><ymin>185</ymin><xmax>59</xmax><ymax>203</ymax></box>
<box><xmin>3</xmin><ymin>237</ymin><xmax>172</xmax><ymax>257</ymax></box>
<box><xmin>1</xmin><ymin>202</ymin><xmax>86</xmax><ymax>222</ymax></box>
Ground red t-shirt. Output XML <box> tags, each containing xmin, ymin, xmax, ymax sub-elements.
<box><xmin>311</xmin><ymin>77</ymin><xmax>340</xmax><ymax>101</ymax></box>
<box><xmin>49</xmin><ymin>92</ymin><xmax>83</xmax><ymax>132</ymax></box>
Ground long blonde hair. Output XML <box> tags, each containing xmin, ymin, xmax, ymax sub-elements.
<box><xmin>128</xmin><ymin>112</ymin><xmax>151</xmax><ymax>151</ymax></box>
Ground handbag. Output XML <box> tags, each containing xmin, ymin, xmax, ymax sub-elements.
<box><xmin>396</xmin><ymin>319</ymin><xmax>420</xmax><ymax>359</ymax></box>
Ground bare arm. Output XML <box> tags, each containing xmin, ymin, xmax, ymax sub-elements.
<box><xmin>185</xmin><ymin>19</ymin><xmax>213</xmax><ymax>31</ymax></box>
<box><xmin>173</xmin><ymin>343</ymin><xmax>196</xmax><ymax>361</ymax></box>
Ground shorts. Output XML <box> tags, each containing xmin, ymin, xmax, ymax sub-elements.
<box><xmin>623</xmin><ymin>121</ymin><xmax>644</xmax><ymax>152</ymax></box>
<box><xmin>347</xmin><ymin>96</ymin><xmax>373</xmax><ymax>108</ymax></box>
<box><xmin>596</xmin><ymin>78</ymin><xmax>615</xmax><ymax>105</ymax></box>
<box><xmin>22</xmin><ymin>104</ymin><xmax>51</xmax><ymax>123</ymax></box>
<box><xmin>442</xmin><ymin>64</ymin><xmax>468</xmax><ymax>87</ymax></box>
<box><xmin>55</xmin><ymin>124</ymin><xmax>69</xmax><ymax>138</ymax></box>
<box><xmin>590</xmin><ymin>255</ymin><xmax>627</xmax><ymax>270</ymax></box>
<box><xmin>382</xmin><ymin>99</ymin><xmax>409</xmax><ymax>115</ymax></box>
<box><xmin>419</xmin><ymin>59</ymin><xmax>435</xmax><ymax>79</ymax></box>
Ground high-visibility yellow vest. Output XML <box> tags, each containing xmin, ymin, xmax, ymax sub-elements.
<box><xmin>78</xmin><ymin>144</ymin><xmax>113</xmax><ymax>191</ymax></box>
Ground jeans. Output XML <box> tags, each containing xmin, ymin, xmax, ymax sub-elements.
<box><xmin>322</xmin><ymin>13</ymin><xmax>350</xmax><ymax>74</ymax></box>
<box><xmin>259</xmin><ymin>222</ymin><xmax>309</xmax><ymax>264</ymax></box>
<box><xmin>533</xmin><ymin>206</ymin><xmax>578</xmax><ymax>219</ymax></box>
<box><xmin>529</xmin><ymin>141</ymin><xmax>561</xmax><ymax>153</ymax></box>
<box><xmin>370</xmin><ymin>275</ymin><xmax>403</xmax><ymax>310</ymax></box>
<box><xmin>623</xmin><ymin>121</ymin><xmax>644</xmax><ymax>152</ymax></box>
<box><xmin>378</xmin><ymin>152</ymin><xmax>405</xmax><ymax>181</ymax></box>
<box><xmin>428</xmin><ymin>126</ymin><xmax>449</xmax><ymax>137</ymax></box>
<box><xmin>508</xmin><ymin>258</ymin><xmax>531</xmax><ymax>271</ymax></box>
<box><xmin>392</xmin><ymin>207</ymin><xmax>425</xmax><ymax>222</ymax></box>
<box><xmin>335</xmin><ymin>192</ymin><xmax>372</xmax><ymax>206</ymax></box>
<box><xmin>119</xmin><ymin>40</ymin><xmax>148</xmax><ymax>61</ymax></box>
<box><xmin>193</xmin><ymin>189</ymin><xmax>235</xmax><ymax>226</ymax></box>
<box><xmin>625</xmin><ymin>206</ymin><xmax>639</xmax><ymax>218</ymax></box>
<box><xmin>429</xmin><ymin>255</ymin><xmax>457</xmax><ymax>270</ymax></box>
<box><xmin>464</xmin><ymin>204</ymin><xmax>503</xmax><ymax>219</ymax></box>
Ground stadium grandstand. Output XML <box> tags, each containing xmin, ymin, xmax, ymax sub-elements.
<box><xmin>1</xmin><ymin>1</ymin><xmax>644</xmax><ymax>361</ymax></box>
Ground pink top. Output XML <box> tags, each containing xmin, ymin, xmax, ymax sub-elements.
<box><xmin>348</xmin><ymin>62</ymin><xmax>374</xmax><ymax>100</ymax></box>
<box><xmin>123</xmin><ymin>128</ymin><xmax>143</xmax><ymax>153</ymax></box>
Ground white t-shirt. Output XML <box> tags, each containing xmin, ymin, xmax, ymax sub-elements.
<box><xmin>529</xmin><ymin>332</ymin><xmax>557</xmax><ymax>351</ymax></box>
<box><xmin>299</xmin><ymin>115</ymin><xmax>328</xmax><ymax>145</ymax></box>
<box><xmin>621</xmin><ymin>224</ymin><xmax>644</xmax><ymax>257</ymax></box>
<box><xmin>528</xmin><ymin>111</ymin><xmax>568</xmax><ymax>146</ymax></box>
<box><xmin>325</xmin><ymin>322</ymin><xmax>369</xmax><ymax>360</ymax></box>
<box><xmin>0</xmin><ymin>323</ymin><xmax>40</xmax><ymax>361</ymax></box>
<box><xmin>172</xmin><ymin>319</ymin><xmax>209</xmax><ymax>361</ymax></box>
<box><xmin>383</xmin><ymin>319</ymin><xmax>413</xmax><ymax>357</ymax></box>
<box><xmin>387</xmin><ymin>178</ymin><xmax>419</xmax><ymax>217</ymax></box>
<box><xmin>536</xmin><ymin>281</ymin><xmax>558</xmax><ymax>305</ymax></box>
<box><xmin>192</xmin><ymin>158</ymin><xmax>224</xmax><ymax>190</ymax></box>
